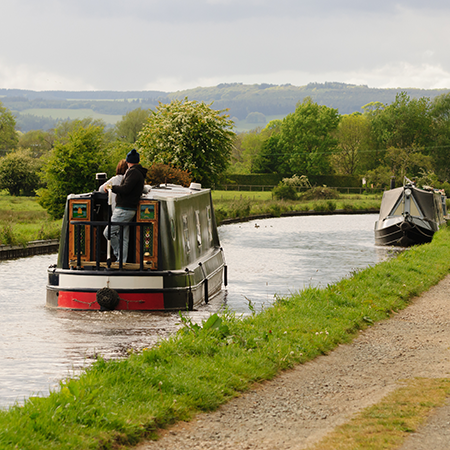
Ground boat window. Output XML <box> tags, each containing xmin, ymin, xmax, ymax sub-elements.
<box><xmin>391</xmin><ymin>200</ymin><xmax>404</xmax><ymax>216</ymax></box>
<box><xmin>195</xmin><ymin>210</ymin><xmax>202</xmax><ymax>247</ymax></box>
<box><xmin>170</xmin><ymin>219</ymin><xmax>176</xmax><ymax>241</ymax></box>
<box><xmin>410</xmin><ymin>198</ymin><xmax>421</xmax><ymax>217</ymax></box>
<box><xmin>206</xmin><ymin>206</ymin><xmax>213</xmax><ymax>243</ymax></box>
<box><xmin>182</xmin><ymin>214</ymin><xmax>190</xmax><ymax>254</ymax></box>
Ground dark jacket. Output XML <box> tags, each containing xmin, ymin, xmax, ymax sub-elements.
<box><xmin>112</xmin><ymin>164</ymin><xmax>148</xmax><ymax>209</ymax></box>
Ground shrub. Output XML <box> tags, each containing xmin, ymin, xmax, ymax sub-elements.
<box><xmin>326</xmin><ymin>200</ymin><xmax>337</xmax><ymax>211</ymax></box>
<box><xmin>147</xmin><ymin>163</ymin><xmax>192</xmax><ymax>187</ymax></box>
<box><xmin>301</xmin><ymin>186</ymin><xmax>340</xmax><ymax>200</ymax></box>
<box><xmin>272</xmin><ymin>183</ymin><xmax>297</xmax><ymax>201</ymax></box>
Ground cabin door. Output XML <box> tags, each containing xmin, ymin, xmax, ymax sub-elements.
<box><xmin>136</xmin><ymin>200</ymin><xmax>159</xmax><ymax>269</ymax></box>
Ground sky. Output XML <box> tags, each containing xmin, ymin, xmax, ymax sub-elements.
<box><xmin>1</xmin><ymin>0</ymin><xmax>450</xmax><ymax>93</ymax></box>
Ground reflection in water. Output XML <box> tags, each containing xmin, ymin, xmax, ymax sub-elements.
<box><xmin>0</xmin><ymin>214</ymin><xmax>394</xmax><ymax>408</ymax></box>
<box><xmin>220</xmin><ymin>214</ymin><xmax>397</xmax><ymax>312</ymax></box>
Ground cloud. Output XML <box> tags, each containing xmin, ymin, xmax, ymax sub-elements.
<box><xmin>0</xmin><ymin>0</ymin><xmax>449</xmax><ymax>91</ymax></box>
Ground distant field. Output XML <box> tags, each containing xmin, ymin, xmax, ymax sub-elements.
<box><xmin>20</xmin><ymin>108</ymin><xmax>123</xmax><ymax>125</ymax></box>
<box><xmin>233</xmin><ymin>114</ymin><xmax>286</xmax><ymax>132</ymax></box>
<box><xmin>18</xmin><ymin>108</ymin><xmax>285</xmax><ymax>132</ymax></box>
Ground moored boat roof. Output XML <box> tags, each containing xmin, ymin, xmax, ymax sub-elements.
<box><xmin>378</xmin><ymin>184</ymin><xmax>441</xmax><ymax>222</ymax></box>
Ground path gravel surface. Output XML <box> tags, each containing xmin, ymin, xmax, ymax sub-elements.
<box><xmin>135</xmin><ymin>275</ymin><xmax>450</xmax><ymax>450</ymax></box>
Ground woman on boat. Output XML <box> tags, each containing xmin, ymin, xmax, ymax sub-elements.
<box><xmin>103</xmin><ymin>150</ymin><xmax>148</xmax><ymax>263</ymax></box>
<box><xmin>98</xmin><ymin>159</ymin><xmax>128</xmax><ymax>211</ymax></box>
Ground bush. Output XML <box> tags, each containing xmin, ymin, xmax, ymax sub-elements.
<box><xmin>300</xmin><ymin>186</ymin><xmax>340</xmax><ymax>200</ymax></box>
<box><xmin>272</xmin><ymin>183</ymin><xmax>297</xmax><ymax>201</ymax></box>
<box><xmin>0</xmin><ymin>149</ymin><xmax>42</xmax><ymax>196</ymax></box>
<box><xmin>147</xmin><ymin>163</ymin><xmax>192</xmax><ymax>187</ymax></box>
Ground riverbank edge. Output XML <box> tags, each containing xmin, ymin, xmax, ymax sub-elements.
<box><xmin>0</xmin><ymin>209</ymin><xmax>379</xmax><ymax>260</ymax></box>
<box><xmin>0</xmin><ymin>239</ymin><xmax>59</xmax><ymax>260</ymax></box>
<box><xmin>219</xmin><ymin>207</ymin><xmax>379</xmax><ymax>225</ymax></box>
<box><xmin>1</xmin><ymin>226</ymin><xmax>449</xmax><ymax>449</ymax></box>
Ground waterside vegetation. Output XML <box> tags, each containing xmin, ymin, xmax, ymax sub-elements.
<box><xmin>212</xmin><ymin>190</ymin><xmax>382</xmax><ymax>224</ymax></box>
<box><xmin>0</xmin><ymin>192</ymin><xmax>60</xmax><ymax>246</ymax></box>
<box><xmin>0</xmin><ymin>190</ymin><xmax>381</xmax><ymax>246</ymax></box>
<box><xmin>1</xmin><ymin>224</ymin><xmax>450</xmax><ymax>449</ymax></box>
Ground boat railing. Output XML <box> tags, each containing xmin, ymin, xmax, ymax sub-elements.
<box><xmin>70</xmin><ymin>220</ymin><xmax>152</xmax><ymax>271</ymax></box>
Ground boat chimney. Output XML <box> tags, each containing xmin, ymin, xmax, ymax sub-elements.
<box><xmin>96</xmin><ymin>172</ymin><xmax>107</xmax><ymax>190</ymax></box>
<box><xmin>189</xmin><ymin>182</ymin><xmax>202</xmax><ymax>191</ymax></box>
<box><xmin>390</xmin><ymin>176</ymin><xmax>396</xmax><ymax>190</ymax></box>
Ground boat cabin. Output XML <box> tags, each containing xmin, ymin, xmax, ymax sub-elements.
<box><xmin>47</xmin><ymin>183</ymin><xmax>226</xmax><ymax>311</ymax></box>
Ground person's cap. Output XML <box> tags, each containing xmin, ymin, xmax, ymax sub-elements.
<box><xmin>126</xmin><ymin>149</ymin><xmax>140</xmax><ymax>164</ymax></box>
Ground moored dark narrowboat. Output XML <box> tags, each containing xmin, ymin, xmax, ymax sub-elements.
<box><xmin>46</xmin><ymin>182</ymin><xmax>226</xmax><ymax>311</ymax></box>
<box><xmin>374</xmin><ymin>180</ymin><xmax>447</xmax><ymax>247</ymax></box>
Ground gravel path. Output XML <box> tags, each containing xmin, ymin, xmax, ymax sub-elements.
<box><xmin>135</xmin><ymin>275</ymin><xmax>450</xmax><ymax>450</ymax></box>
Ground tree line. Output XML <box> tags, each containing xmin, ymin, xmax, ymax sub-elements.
<box><xmin>233</xmin><ymin>92</ymin><xmax>450</xmax><ymax>193</ymax></box>
<box><xmin>0</xmin><ymin>101</ymin><xmax>234</xmax><ymax>218</ymax></box>
<box><xmin>3</xmin><ymin>83</ymin><xmax>450</xmax><ymax>131</ymax></box>
<box><xmin>1</xmin><ymin>91</ymin><xmax>450</xmax><ymax>219</ymax></box>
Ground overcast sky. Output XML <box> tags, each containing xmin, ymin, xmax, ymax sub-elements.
<box><xmin>1</xmin><ymin>0</ymin><xmax>449</xmax><ymax>93</ymax></box>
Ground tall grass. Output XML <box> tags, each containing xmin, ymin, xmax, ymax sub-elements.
<box><xmin>211</xmin><ymin>190</ymin><xmax>381</xmax><ymax>224</ymax></box>
<box><xmin>0</xmin><ymin>192</ymin><xmax>61</xmax><ymax>246</ymax></box>
<box><xmin>1</xmin><ymin>225</ymin><xmax>450</xmax><ymax>449</ymax></box>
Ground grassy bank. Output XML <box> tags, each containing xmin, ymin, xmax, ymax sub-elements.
<box><xmin>0</xmin><ymin>190</ymin><xmax>380</xmax><ymax>245</ymax></box>
<box><xmin>0</xmin><ymin>192</ymin><xmax>61</xmax><ymax>246</ymax></box>
<box><xmin>1</xmin><ymin>224</ymin><xmax>450</xmax><ymax>449</ymax></box>
<box><xmin>211</xmin><ymin>190</ymin><xmax>382</xmax><ymax>224</ymax></box>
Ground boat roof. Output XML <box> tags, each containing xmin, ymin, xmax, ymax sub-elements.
<box><xmin>67</xmin><ymin>183</ymin><xmax>209</xmax><ymax>202</ymax></box>
<box><xmin>379</xmin><ymin>184</ymin><xmax>439</xmax><ymax>221</ymax></box>
<box><xmin>142</xmin><ymin>183</ymin><xmax>210</xmax><ymax>201</ymax></box>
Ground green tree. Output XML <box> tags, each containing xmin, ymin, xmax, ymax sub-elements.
<box><xmin>115</xmin><ymin>107</ymin><xmax>151</xmax><ymax>143</ymax></box>
<box><xmin>38</xmin><ymin>123</ymin><xmax>107</xmax><ymax>218</ymax></box>
<box><xmin>369</xmin><ymin>92</ymin><xmax>433</xmax><ymax>153</ymax></box>
<box><xmin>0</xmin><ymin>101</ymin><xmax>18</xmax><ymax>155</ymax></box>
<box><xmin>364</xmin><ymin>166</ymin><xmax>393</xmax><ymax>189</ymax></box>
<box><xmin>136</xmin><ymin>98</ymin><xmax>235</xmax><ymax>186</ymax></box>
<box><xmin>253</xmin><ymin>134</ymin><xmax>285</xmax><ymax>174</ymax></box>
<box><xmin>231</xmin><ymin>120</ymin><xmax>283</xmax><ymax>174</ymax></box>
<box><xmin>385</xmin><ymin>145</ymin><xmax>433</xmax><ymax>181</ymax></box>
<box><xmin>54</xmin><ymin>118</ymin><xmax>112</xmax><ymax>145</ymax></box>
<box><xmin>18</xmin><ymin>129</ymin><xmax>55</xmax><ymax>157</ymax></box>
<box><xmin>0</xmin><ymin>149</ymin><xmax>42</xmax><ymax>196</ymax></box>
<box><xmin>429</xmin><ymin>93</ymin><xmax>450</xmax><ymax>180</ymax></box>
<box><xmin>332</xmin><ymin>113</ymin><xmax>371</xmax><ymax>175</ymax></box>
<box><xmin>279</xmin><ymin>98</ymin><xmax>340</xmax><ymax>176</ymax></box>
<box><xmin>232</xmin><ymin>127</ymin><xmax>265</xmax><ymax>174</ymax></box>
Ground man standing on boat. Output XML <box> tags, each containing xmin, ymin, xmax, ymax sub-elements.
<box><xmin>103</xmin><ymin>149</ymin><xmax>148</xmax><ymax>263</ymax></box>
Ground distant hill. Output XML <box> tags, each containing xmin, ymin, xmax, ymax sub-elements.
<box><xmin>1</xmin><ymin>83</ymin><xmax>450</xmax><ymax>132</ymax></box>
<box><xmin>168</xmin><ymin>82</ymin><xmax>450</xmax><ymax>119</ymax></box>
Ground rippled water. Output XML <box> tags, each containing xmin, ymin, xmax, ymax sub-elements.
<box><xmin>0</xmin><ymin>214</ymin><xmax>392</xmax><ymax>408</ymax></box>
<box><xmin>221</xmin><ymin>214</ymin><xmax>394</xmax><ymax>312</ymax></box>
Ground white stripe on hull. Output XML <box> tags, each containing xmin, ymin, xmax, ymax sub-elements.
<box><xmin>58</xmin><ymin>274</ymin><xmax>164</xmax><ymax>290</ymax></box>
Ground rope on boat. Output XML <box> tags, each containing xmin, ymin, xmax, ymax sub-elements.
<box><xmin>72</xmin><ymin>298</ymin><xmax>98</xmax><ymax>307</ymax></box>
<box><xmin>96</xmin><ymin>287</ymin><xmax>120</xmax><ymax>311</ymax></box>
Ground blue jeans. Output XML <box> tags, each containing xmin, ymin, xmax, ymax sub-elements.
<box><xmin>103</xmin><ymin>207</ymin><xmax>136</xmax><ymax>263</ymax></box>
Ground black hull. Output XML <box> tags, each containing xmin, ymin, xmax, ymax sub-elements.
<box><xmin>374</xmin><ymin>222</ymin><xmax>434</xmax><ymax>247</ymax></box>
<box><xmin>374</xmin><ymin>183</ymin><xmax>446</xmax><ymax>247</ymax></box>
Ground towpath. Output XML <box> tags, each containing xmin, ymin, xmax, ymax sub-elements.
<box><xmin>135</xmin><ymin>274</ymin><xmax>450</xmax><ymax>450</ymax></box>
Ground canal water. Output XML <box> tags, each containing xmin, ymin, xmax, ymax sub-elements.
<box><xmin>0</xmin><ymin>214</ymin><xmax>394</xmax><ymax>409</ymax></box>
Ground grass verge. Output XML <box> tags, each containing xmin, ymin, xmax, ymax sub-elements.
<box><xmin>310</xmin><ymin>378</ymin><xmax>450</xmax><ymax>450</ymax></box>
<box><xmin>0</xmin><ymin>192</ymin><xmax>61</xmax><ymax>246</ymax></box>
<box><xmin>1</xmin><ymin>225</ymin><xmax>450</xmax><ymax>449</ymax></box>
<box><xmin>211</xmin><ymin>190</ymin><xmax>381</xmax><ymax>224</ymax></box>
<box><xmin>0</xmin><ymin>190</ymin><xmax>379</xmax><ymax>245</ymax></box>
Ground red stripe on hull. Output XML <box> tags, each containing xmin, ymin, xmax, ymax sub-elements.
<box><xmin>57</xmin><ymin>291</ymin><xmax>165</xmax><ymax>310</ymax></box>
